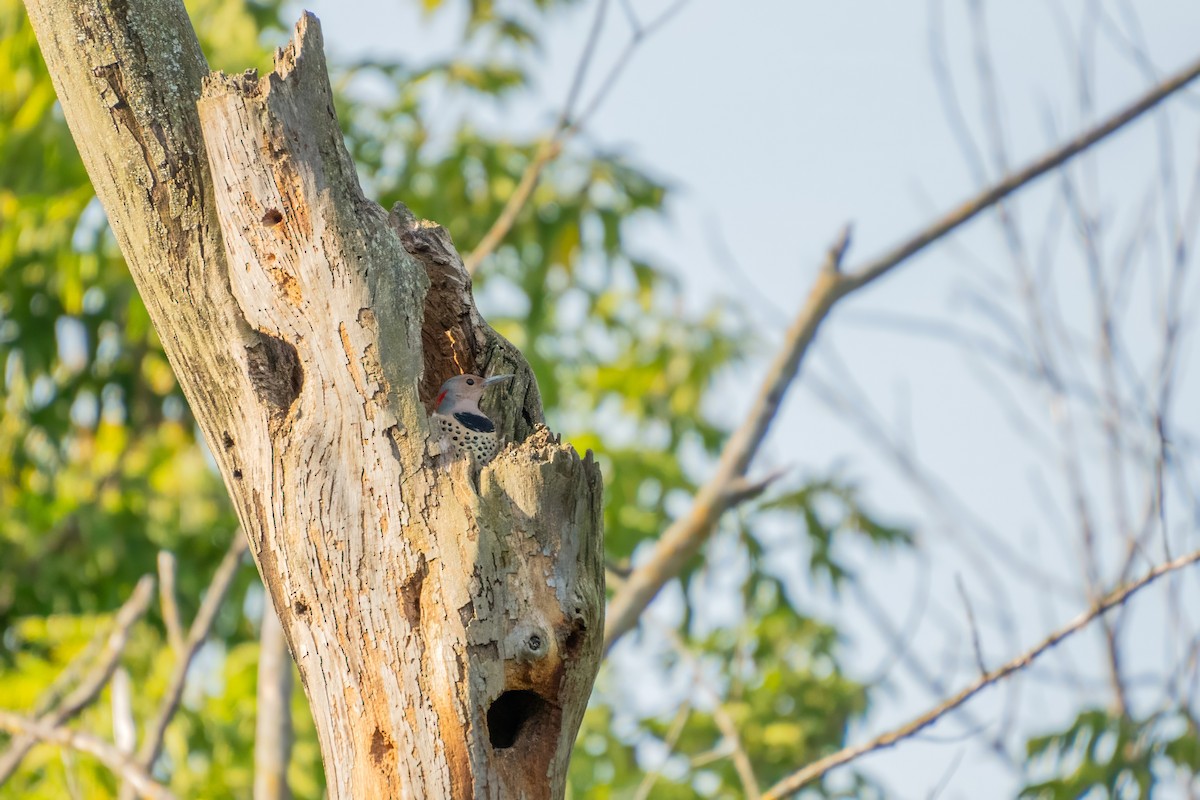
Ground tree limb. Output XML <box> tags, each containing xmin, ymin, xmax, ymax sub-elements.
<box><xmin>602</xmin><ymin>230</ymin><xmax>851</xmax><ymax>653</ymax></box>
<box><xmin>254</xmin><ymin>600</ymin><xmax>294</xmax><ymax>800</ymax></box>
<box><xmin>156</xmin><ymin>552</ymin><xmax>185</xmax><ymax>657</ymax></box>
<box><xmin>0</xmin><ymin>711</ymin><xmax>177</xmax><ymax>800</ymax></box>
<box><xmin>0</xmin><ymin>575</ymin><xmax>155</xmax><ymax>783</ymax></box>
<box><xmin>602</xmin><ymin>52</ymin><xmax>1200</xmax><ymax>654</ymax></box>
<box><xmin>464</xmin><ymin>138</ymin><xmax>561</xmax><ymax>274</ymax></box>
<box><xmin>133</xmin><ymin>533</ymin><xmax>247</xmax><ymax>779</ymax></box>
<box><xmin>760</xmin><ymin>548</ymin><xmax>1200</xmax><ymax>799</ymax></box>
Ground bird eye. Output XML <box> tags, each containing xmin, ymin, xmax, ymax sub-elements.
<box><xmin>466</xmin><ymin>378</ymin><xmax>475</xmax><ymax>385</ymax></box>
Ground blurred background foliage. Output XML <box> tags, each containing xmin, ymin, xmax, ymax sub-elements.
<box><xmin>0</xmin><ymin>0</ymin><xmax>913</xmax><ymax>797</ymax></box>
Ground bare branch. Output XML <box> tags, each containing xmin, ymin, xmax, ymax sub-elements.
<box><xmin>463</xmin><ymin>138</ymin><xmax>561</xmax><ymax>275</ymax></box>
<box><xmin>134</xmin><ymin>532</ymin><xmax>248</xmax><ymax>778</ymax></box>
<box><xmin>558</xmin><ymin>0</ymin><xmax>611</xmax><ymax>130</ymax></box>
<box><xmin>254</xmin><ymin>599</ymin><xmax>294</xmax><ymax>800</ymax></box>
<box><xmin>156</xmin><ymin>552</ymin><xmax>185</xmax><ymax>656</ymax></box>
<box><xmin>955</xmin><ymin>575</ymin><xmax>987</xmax><ymax>675</ymax></box>
<box><xmin>662</xmin><ymin>626</ymin><xmax>761</xmax><ymax>800</ymax></box>
<box><xmin>632</xmin><ymin>700</ymin><xmax>692</xmax><ymax>800</ymax></box>
<box><xmin>0</xmin><ymin>574</ymin><xmax>155</xmax><ymax>783</ymax></box>
<box><xmin>464</xmin><ymin>0</ymin><xmax>693</xmax><ymax>273</ymax></box>
<box><xmin>760</xmin><ymin>548</ymin><xmax>1200</xmax><ymax>799</ymax></box>
<box><xmin>110</xmin><ymin>667</ymin><xmax>137</xmax><ymax>753</ymax></box>
<box><xmin>843</xmin><ymin>51</ymin><xmax>1200</xmax><ymax>292</ymax></box>
<box><xmin>111</xmin><ymin>667</ymin><xmax>137</xmax><ymax>799</ymax></box>
<box><xmin>570</xmin><ymin>0</ymin><xmax>693</xmax><ymax>128</ymax></box>
<box><xmin>602</xmin><ymin>230</ymin><xmax>851</xmax><ymax>653</ymax></box>
<box><xmin>0</xmin><ymin>711</ymin><xmax>177</xmax><ymax>800</ymax></box>
<box><xmin>462</xmin><ymin>0</ymin><xmax>609</xmax><ymax>276</ymax></box>
<box><xmin>603</xmin><ymin>53</ymin><xmax>1200</xmax><ymax>654</ymax></box>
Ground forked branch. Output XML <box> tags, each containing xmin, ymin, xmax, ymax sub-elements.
<box><xmin>134</xmin><ymin>533</ymin><xmax>248</xmax><ymax>780</ymax></box>
<box><xmin>0</xmin><ymin>712</ymin><xmax>177</xmax><ymax>800</ymax></box>
<box><xmin>760</xmin><ymin>548</ymin><xmax>1200</xmax><ymax>798</ymax></box>
<box><xmin>603</xmin><ymin>52</ymin><xmax>1200</xmax><ymax>653</ymax></box>
<box><xmin>0</xmin><ymin>575</ymin><xmax>155</xmax><ymax>782</ymax></box>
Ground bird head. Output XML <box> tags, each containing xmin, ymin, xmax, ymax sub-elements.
<box><xmin>434</xmin><ymin>373</ymin><xmax>512</xmax><ymax>413</ymax></box>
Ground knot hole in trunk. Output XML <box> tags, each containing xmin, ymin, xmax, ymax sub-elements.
<box><xmin>245</xmin><ymin>332</ymin><xmax>303</xmax><ymax>417</ymax></box>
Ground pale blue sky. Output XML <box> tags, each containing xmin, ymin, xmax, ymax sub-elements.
<box><xmin>295</xmin><ymin>1</ymin><xmax>1200</xmax><ymax>795</ymax></box>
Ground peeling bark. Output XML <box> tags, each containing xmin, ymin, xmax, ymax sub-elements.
<box><xmin>23</xmin><ymin>2</ymin><xmax>603</xmax><ymax>797</ymax></box>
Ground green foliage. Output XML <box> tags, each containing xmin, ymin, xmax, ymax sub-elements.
<box><xmin>0</xmin><ymin>0</ymin><xmax>316</xmax><ymax>796</ymax></box>
<box><xmin>1020</xmin><ymin>709</ymin><xmax>1200</xmax><ymax>799</ymax></box>
<box><xmin>569</xmin><ymin>612</ymin><xmax>871</xmax><ymax>799</ymax></box>
<box><xmin>0</xmin><ymin>0</ymin><xmax>272</xmax><ymax>638</ymax></box>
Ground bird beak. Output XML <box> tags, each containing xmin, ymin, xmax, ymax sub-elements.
<box><xmin>484</xmin><ymin>374</ymin><xmax>514</xmax><ymax>386</ymax></box>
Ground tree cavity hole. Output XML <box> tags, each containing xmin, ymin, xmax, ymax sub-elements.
<box><xmin>487</xmin><ymin>690</ymin><xmax>548</xmax><ymax>750</ymax></box>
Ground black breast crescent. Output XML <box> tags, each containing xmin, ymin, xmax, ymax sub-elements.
<box><xmin>453</xmin><ymin>411</ymin><xmax>495</xmax><ymax>433</ymax></box>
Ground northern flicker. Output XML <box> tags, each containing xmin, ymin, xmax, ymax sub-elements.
<box><xmin>431</xmin><ymin>373</ymin><xmax>512</xmax><ymax>463</ymax></box>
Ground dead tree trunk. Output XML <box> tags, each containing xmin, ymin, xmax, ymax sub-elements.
<box><xmin>22</xmin><ymin>3</ymin><xmax>604</xmax><ymax>798</ymax></box>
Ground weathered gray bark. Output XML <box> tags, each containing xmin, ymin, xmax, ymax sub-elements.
<box><xmin>22</xmin><ymin>3</ymin><xmax>603</xmax><ymax>798</ymax></box>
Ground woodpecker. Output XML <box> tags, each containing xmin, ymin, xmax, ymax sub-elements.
<box><xmin>431</xmin><ymin>373</ymin><xmax>512</xmax><ymax>463</ymax></box>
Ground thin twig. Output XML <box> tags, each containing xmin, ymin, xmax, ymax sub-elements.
<box><xmin>0</xmin><ymin>575</ymin><xmax>155</xmax><ymax>783</ymax></box>
<box><xmin>926</xmin><ymin>747</ymin><xmax>967</xmax><ymax>800</ymax></box>
<box><xmin>571</xmin><ymin>0</ymin><xmax>692</xmax><ymax>127</ymax></box>
<box><xmin>955</xmin><ymin>574</ymin><xmax>987</xmax><ymax>675</ymax></box>
<box><xmin>0</xmin><ymin>711</ymin><xmax>177</xmax><ymax>800</ymax></box>
<box><xmin>464</xmin><ymin>0</ymin><xmax>693</xmax><ymax>274</ymax></box>
<box><xmin>558</xmin><ymin>0</ymin><xmax>610</xmax><ymax>130</ymax></box>
<box><xmin>843</xmin><ymin>51</ymin><xmax>1200</xmax><ymax>292</ymax></box>
<box><xmin>32</xmin><ymin>605</ymin><xmax>124</xmax><ymax>718</ymax></box>
<box><xmin>157</xmin><ymin>552</ymin><xmax>185</xmax><ymax>656</ymax></box>
<box><xmin>134</xmin><ymin>532</ymin><xmax>248</xmax><ymax>778</ymax></box>
<box><xmin>722</xmin><ymin>466</ymin><xmax>791</xmax><ymax>506</ymax></box>
<box><xmin>602</xmin><ymin>53</ymin><xmax>1200</xmax><ymax>655</ymax></box>
<box><xmin>760</xmin><ymin>548</ymin><xmax>1200</xmax><ymax>799</ymax></box>
<box><xmin>462</xmin><ymin>0</ymin><xmax>608</xmax><ymax>276</ymax></box>
<box><xmin>662</xmin><ymin>626</ymin><xmax>761</xmax><ymax>800</ymax></box>
<box><xmin>632</xmin><ymin>699</ymin><xmax>693</xmax><ymax>800</ymax></box>
<box><xmin>463</xmin><ymin>138</ymin><xmax>561</xmax><ymax>274</ymax></box>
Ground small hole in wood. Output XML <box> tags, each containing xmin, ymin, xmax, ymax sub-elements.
<box><xmin>563</xmin><ymin>619</ymin><xmax>586</xmax><ymax>656</ymax></box>
<box><xmin>261</xmin><ymin>208</ymin><xmax>284</xmax><ymax>226</ymax></box>
<box><xmin>232</xmin><ymin>468</ymin><xmax>243</xmax><ymax>479</ymax></box>
<box><xmin>487</xmin><ymin>690</ymin><xmax>548</xmax><ymax>750</ymax></box>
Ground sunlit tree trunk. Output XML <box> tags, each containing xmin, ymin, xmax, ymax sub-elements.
<box><xmin>21</xmin><ymin>3</ymin><xmax>604</xmax><ymax>797</ymax></box>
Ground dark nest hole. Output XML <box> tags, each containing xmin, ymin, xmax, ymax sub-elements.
<box><xmin>487</xmin><ymin>690</ymin><xmax>550</xmax><ymax>750</ymax></box>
